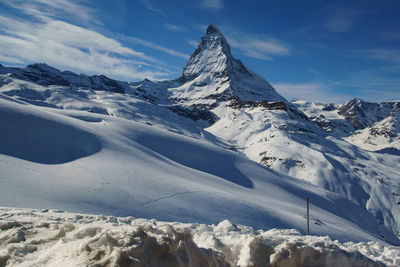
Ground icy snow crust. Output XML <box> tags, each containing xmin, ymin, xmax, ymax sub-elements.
<box><xmin>1</xmin><ymin>208</ymin><xmax>399</xmax><ymax>266</ymax></box>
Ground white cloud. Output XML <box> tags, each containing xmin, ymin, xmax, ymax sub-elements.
<box><xmin>0</xmin><ymin>15</ymin><xmax>171</xmax><ymax>81</ymax></box>
<box><xmin>200</xmin><ymin>0</ymin><xmax>223</xmax><ymax>10</ymax></box>
<box><xmin>188</xmin><ymin>40</ymin><xmax>199</xmax><ymax>47</ymax></box>
<box><xmin>325</xmin><ymin>17</ymin><xmax>353</xmax><ymax>32</ymax></box>
<box><xmin>358</xmin><ymin>89</ymin><xmax>400</xmax><ymax>102</ymax></box>
<box><xmin>164</xmin><ymin>24</ymin><xmax>187</xmax><ymax>32</ymax></box>
<box><xmin>0</xmin><ymin>54</ymin><xmax>25</xmax><ymax>64</ymax></box>
<box><xmin>272</xmin><ymin>82</ymin><xmax>350</xmax><ymax>104</ymax></box>
<box><xmin>195</xmin><ymin>24</ymin><xmax>208</xmax><ymax>33</ymax></box>
<box><xmin>140</xmin><ymin>0</ymin><xmax>167</xmax><ymax>17</ymax></box>
<box><xmin>218</xmin><ymin>26</ymin><xmax>290</xmax><ymax>60</ymax></box>
<box><xmin>2</xmin><ymin>0</ymin><xmax>100</xmax><ymax>25</ymax></box>
<box><xmin>119</xmin><ymin>35</ymin><xmax>189</xmax><ymax>60</ymax></box>
<box><xmin>358</xmin><ymin>49</ymin><xmax>400</xmax><ymax>63</ymax></box>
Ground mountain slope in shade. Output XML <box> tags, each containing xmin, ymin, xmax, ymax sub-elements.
<box><xmin>0</xmin><ymin>25</ymin><xmax>400</xmax><ymax>245</ymax></box>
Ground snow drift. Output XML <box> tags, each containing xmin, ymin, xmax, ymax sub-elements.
<box><xmin>1</xmin><ymin>208</ymin><xmax>399</xmax><ymax>266</ymax></box>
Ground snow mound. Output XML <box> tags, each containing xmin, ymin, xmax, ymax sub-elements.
<box><xmin>1</xmin><ymin>208</ymin><xmax>399</xmax><ymax>266</ymax></box>
<box><xmin>0</xmin><ymin>98</ymin><xmax>101</xmax><ymax>164</ymax></box>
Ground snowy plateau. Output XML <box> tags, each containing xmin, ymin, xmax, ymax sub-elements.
<box><xmin>1</xmin><ymin>25</ymin><xmax>400</xmax><ymax>266</ymax></box>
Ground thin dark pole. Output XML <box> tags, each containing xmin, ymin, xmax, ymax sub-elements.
<box><xmin>306</xmin><ymin>196</ymin><xmax>310</xmax><ymax>235</ymax></box>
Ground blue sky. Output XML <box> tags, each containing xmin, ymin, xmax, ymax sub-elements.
<box><xmin>0</xmin><ymin>0</ymin><xmax>399</xmax><ymax>103</ymax></box>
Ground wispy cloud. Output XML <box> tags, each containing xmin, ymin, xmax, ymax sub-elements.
<box><xmin>140</xmin><ymin>0</ymin><xmax>166</xmax><ymax>17</ymax></box>
<box><xmin>0</xmin><ymin>15</ymin><xmax>171</xmax><ymax>80</ymax></box>
<box><xmin>354</xmin><ymin>49</ymin><xmax>400</xmax><ymax>63</ymax></box>
<box><xmin>0</xmin><ymin>0</ymin><xmax>186</xmax><ymax>80</ymax></box>
<box><xmin>382</xmin><ymin>30</ymin><xmax>400</xmax><ymax>41</ymax></box>
<box><xmin>322</xmin><ymin>2</ymin><xmax>361</xmax><ymax>33</ymax></box>
<box><xmin>273</xmin><ymin>82</ymin><xmax>350</xmax><ymax>104</ymax></box>
<box><xmin>357</xmin><ymin>89</ymin><xmax>400</xmax><ymax>102</ymax></box>
<box><xmin>219</xmin><ymin>26</ymin><xmax>290</xmax><ymax>60</ymax></box>
<box><xmin>200</xmin><ymin>0</ymin><xmax>223</xmax><ymax>10</ymax></box>
<box><xmin>188</xmin><ymin>40</ymin><xmax>199</xmax><ymax>47</ymax></box>
<box><xmin>195</xmin><ymin>24</ymin><xmax>208</xmax><ymax>33</ymax></box>
<box><xmin>119</xmin><ymin>35</ymin><xmax>189</xmax><ymax>60</ymax></box>
<box><xmin>325</xmin><ymin>17</ymin><xmax>354</xmax><ymax>32</ymax></box>
<box><xmin>2</xmin><ymin>0</ymin><xmax>100</xmax><ymax>25</ymax></box>
<box><xmin>164</xmin><ymin>24</ymin><xmax>187</xmax><ymax>32</ymax></box>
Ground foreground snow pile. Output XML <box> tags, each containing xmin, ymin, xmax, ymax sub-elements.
<box><xmin>1</xmin><ymin>208</ymin><xmax>399</xmax><ymax>266</ymax></box>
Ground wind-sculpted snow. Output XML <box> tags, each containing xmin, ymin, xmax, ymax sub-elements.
<box><xmin>1</xmin><ymin>208</ymin><xmax>399</xmax><ymax>266</ymax></box>
<box><xmin>133</xmin><ymin>127</ymin><xmax>254</xmax><ymax>188</ymax></box>
<box><xmin>0</xmin><ymin>99</ymin><xmax>101</xmax><ymax>164</ymax></box>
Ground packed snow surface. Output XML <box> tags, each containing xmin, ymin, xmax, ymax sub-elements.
<box><xmin>1</xmin><ymin>208</ymin><xmax>399</xmax><ymax>266</ymax></box>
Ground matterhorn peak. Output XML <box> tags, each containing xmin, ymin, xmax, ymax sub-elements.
<box><xmin>179</xmin><ymin>24</ymin><xmax>286</xmax><ymax>103</ymax></box>
<box><xmin>181</xmin><ymin>24</ymin><xmax>233</xmax><ymax>82</ymax></box>
<box><xmin>206</xmin><ymin>24</ymin><xmax>222</xmax><ymax>35</ymax></box>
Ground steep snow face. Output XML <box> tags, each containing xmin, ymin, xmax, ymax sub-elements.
<box><xmin>173</xmin><ymin>25</ymin><xmax>285</xmax><ymax>103</ymax></box>
<box><xmin>182</xmin><ymin>25</ymin><xmax>233</xmax><ymax>81</ymax></box>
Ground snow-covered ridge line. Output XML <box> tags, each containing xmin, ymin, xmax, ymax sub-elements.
<box><xmin>0</xmin><ymin>63</ymin><xmax>127</xmax><ymax>93</ymax></box>
<box><xmin>1</xmin><ymin>208</ymin><xmax>399</xmax><ymax>266</ymax></box>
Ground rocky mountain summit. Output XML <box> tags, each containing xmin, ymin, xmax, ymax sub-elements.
<box><xmin>178</xmin><ymin>25</ymin><xmax>284</xmax><ymax>103</ymax></box>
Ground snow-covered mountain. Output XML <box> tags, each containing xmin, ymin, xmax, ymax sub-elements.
<box><xmin>293</xmin><ymin>98</ymin><xmax>400</xmax><ymax>150</ymax></box>
<box><xmin>177</xmin><ymin>25</ymin><xmax>285</xmax><ymax>104</ymax></box>
<box><xmin>1</xmin><ymin>24</ymin><xmax>400</xmax><ymax>250</ymax></box>
<box><xmin>0</xmin><ymin>63</ymin><xmax>126</xmax><ymax>93</ymax></box>
<box><xmin>346</xmin><ymin>102</ymin><xmax>400</xmax><ymax>151</ymax></box>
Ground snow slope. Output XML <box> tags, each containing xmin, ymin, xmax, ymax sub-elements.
<box><xmin>2</xmin><ymin>208</ymin><xmax>399</xmax><ymax>266</ymax></box>
<box><xmin>0</xmin><ymin>95</ymin><xmax>398</xmax><ymax>244</ymax></box>
<box><xmin>1</xmin><ymin>24</ymin><xmax>400</xmax><ymax>249</ymax></box>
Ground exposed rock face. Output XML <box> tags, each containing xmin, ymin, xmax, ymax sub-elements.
<box><xmin>338</xmin><ymin>98</ymin><xmax>396</xmax><ymax>129</ymax></box>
